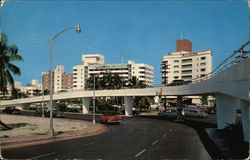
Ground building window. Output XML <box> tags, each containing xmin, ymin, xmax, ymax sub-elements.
<box><xmin>181</xmin><ymin>64</ymin><xmax>192</xmax><ymax>69</ymax></box>
<box><xmin>201</xmin><ymin>57</ymin><xmax>206</xmax><ymax>60</ymax></box>
<box><xmin>201</xmin><ymin>68</ymin><xmax>206</xmax><ymax>72</ymax></box>
<box><xmin>182</xmin><ymin>58</ymin><xmax>192</xmax><ymax>63</ymax></box>
<box><xmin>200</xmin><ymin>63</ymin><xmax>206</xmax><ymax>66</ymax></box>
<box><xmin>174</xmin><ymin>71</ymin><xmax>179</xmax><ymax>74</ymax></box>
<box><xmin>174</xmin><ymin>60</ymin><xmax>179</xmax><ymax>63</ymax></box>
<box><xmin>182</xmin><ymin>75</ymin><xmax>192</xmax><ymax>79</ymax></box>
<box><xmin>173</xmin><ymin>65</ymin><xmax>179</xmax><ymax>68</ymax></box>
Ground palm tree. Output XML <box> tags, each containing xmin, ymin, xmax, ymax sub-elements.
<box><xmin>43</xmin><ymin>89</ymin><xmax>50</xmax><ymax>95</ymax></box>
<box><xmin>127</xmin><ymin>76</ymin><xmax>146</xmax><ymax>88</ymax></box>
<box><xmin>0</xmin><ymin>32</ymin><xmax>23</xmax><ymax>96</ymax></box>
<box><xmin>33</xmin><ymin>89</ymin><xmax>41</xmax><ymax>96</ymax></box>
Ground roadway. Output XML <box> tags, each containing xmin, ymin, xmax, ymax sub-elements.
<box><xmin>2</xmin><ymin>116</ymin><xmax>212</xmax><ymax>159</ymax></box>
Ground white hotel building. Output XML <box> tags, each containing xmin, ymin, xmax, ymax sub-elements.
<box><xmin>88</xmin><ymin>60</ymin><xmax>154</xmax><ymax>87</ymax></box>
<box><xmin>161</xmin><ymin>39</ymin><xmax>212</xmax><ymax>85</ymax></box>
<box><xmin>161</xmin><ymin>39</ymin><xmax>213</xmax><ymax>105</ymax></box>
<box><xmin>73</xmin><ymin>54</ymin><xmax>154</xmax><ymax>90</ymax></box>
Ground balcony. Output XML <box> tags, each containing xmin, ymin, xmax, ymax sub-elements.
<box><xmin>181</xmin><ymin>58</ymin><xmax>192</xmax><ymax>64</ymax></box>
<box><xmin>181</xmin><ymin>69</ymin><xmax>192</xmax><ymax>74</ymax></box>
<box><xmin>181</xmin><ymin>64</ymin><xmax>192</xmax><ymax>69</ymax></box>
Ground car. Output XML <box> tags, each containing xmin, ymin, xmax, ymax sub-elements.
<box><xmin>158</xmin><ymin>109</ymin><xmax>177</xmax><ymax>118</ymax></box>
<box><xmin>3</xmin><ymin>106</ymin><xmax>21</xmax><ymax>114</ymax></box>
<box><xmin>42</xmin><ymin>109</ymin><xmax>65</xmax><ymax>118</ymax></box>
<box><xmin>132</xmin><ymin>110</ymin><xmax>140</xmax><ymax>116</ymax></box>
<box><xmin>100</xmin><ymin>112</ymin><xmax>121</xmax><ymax>124</ymax></box>
<box><xmin>167</xmin><ymin>80</ymin><xmax>190</xmax><ymax>86</ymax></box>
<box><xmin>183</xmin><ymin>108</ymin><xmax>208</xmax><ymax>118</ymax></box>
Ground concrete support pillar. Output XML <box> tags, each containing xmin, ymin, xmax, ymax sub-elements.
<box><xmin>240</xmin><ymin>99</ymin><xmax>250</xmax><ymax>142</ymax></box>
<box><xmin>82</xmin><ymin>97</ymin><xmax>91</xmax><ymax>114</ymax></box>
<box><xmin>124</xmin><ymin>96</ymin><xmax>133</xmax><ymax>116</ymax></box>
<box><xmin>176</xmin><ymin>96</ymin><xmax>184</xmax><ymax>122</ymax></box>
<box><xmin>215</xmin><ymin>94</ymin><xmax>239</xmax><ymax>129</ymax></box>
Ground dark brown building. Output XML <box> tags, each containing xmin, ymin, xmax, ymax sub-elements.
<box><xmin>176</xmin><ymin>39</ymin><xmax>192</xmax><ymax>52</ymax></box>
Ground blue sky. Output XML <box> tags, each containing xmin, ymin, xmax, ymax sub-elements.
<box><xmin>1</xmin><ymin>1</ymin><xmax>249</xmax><ymax>85</ymax></box>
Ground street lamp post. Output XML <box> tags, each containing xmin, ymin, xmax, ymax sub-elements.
<box><xmin>42</xmin><ymin>85</ymin><xmax>45</xmax><ymax>118</ymax></box>
<box><xmin>93</xmin><ymin>74</ymin><xmax>96</xmax><ymax>124</ymax></box>
<box><xmin>48</xmin><ymin>25</ymin><xmax>81</xmax><ymax>136</ymax></box>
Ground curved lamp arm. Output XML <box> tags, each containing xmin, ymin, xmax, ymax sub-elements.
<box><xmin>52</xmin><ymin>25</ymin><xmax>81</xmax><ymax>40</ymax></box>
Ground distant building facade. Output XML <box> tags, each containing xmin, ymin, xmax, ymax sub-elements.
<box><xmin>42</xmin><ymin>65</ymin><xmax>73</xmax><ymax>93</ymax></box>
<box><xmin>161</xmin><ymin>39</ymin><xmax>212</xmax><ymax>85</ymax></box>
<box><xmin>73</xmin><ymin>54</ymin><xmax>104</xmax><ymax>90</ymax></box>
<box><xmin>72</xmin><ymin>54</ymin><xmax>154</xmax><ymax>89</ymax></box>
<box><xmin>88</xmin><ymin>61</ymin><xmax>154</xmax><ymax>87</ymax></box>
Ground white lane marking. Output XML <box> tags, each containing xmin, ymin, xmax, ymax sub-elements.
<box><xmin>162</xmin><ymin>133</ymin><xmax>168</xmax><ymax>138</ymax></box>
<box><xmin>162</xmin><ymin>129</ymin><xmax>173</xmax><ymax>138</ymax></box>
<box><xmin>152</xmin><ymin>140</ymin><xmax>159</xmax><ymax>145</ymax></box>
<box><xmin>28</xmin><ymin>152</ymin><xmax>55</xmax><ymax>160</ymax></box>
<box><xmin>135</xmin><ymin>149</ymin><xmax>146</xmax><ymax>158</ymax></box>
<box><xmin>84</xmin><ymin>141</ymin><xmax>98</xmax><ymax>146</ymax></box>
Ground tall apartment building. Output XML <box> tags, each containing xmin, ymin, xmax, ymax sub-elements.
<box><xmin>88</xmin><ymin>60</ymin><xmax>154</xmax><ymax>87</ymax></box>
<box><xmin>73</xmin><ymin>54</ymin><xmax>104</xmax><ymax>90</ymax></box>
<box><xmin>161</xmin><ymin>39</ymin><xmax>212</xmax><ymax>85</ymax></box>
<box><xmin>73</xmin><ymin>54</ymin><xmax>154</xmax><ymax>89</ymax></box>
<box><xmin>42</xmin><ymin>65</ymin><xmax>73</xmax><ymax>93</ymax></box>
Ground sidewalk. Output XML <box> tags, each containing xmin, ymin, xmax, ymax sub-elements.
<box><xmin>0</xmin><ymin>115</ymin><xmax>107</xmax><ymax>150</ymax></box>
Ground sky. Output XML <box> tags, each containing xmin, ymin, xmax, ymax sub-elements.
<box><xmin>1</xmin><ymin>0</ymin><xmax>249</xmax><ymax>85</ymax></box>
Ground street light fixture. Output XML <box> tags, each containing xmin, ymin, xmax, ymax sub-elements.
<box><xmin>48</xmin><ymin>25</ymin><xmax>81</xmax><ymax>136</ymax></box>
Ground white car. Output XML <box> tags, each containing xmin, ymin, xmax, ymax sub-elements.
<box><xmin>183</xmin><ymin>108</ymin><xmax>208</xmax><ymax>118</ymax></box>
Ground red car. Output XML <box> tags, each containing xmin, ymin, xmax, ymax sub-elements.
<box><xmin>100</xmin><ymin>112</ymin><xmax>121</xmax><ymax>124</ymax></box>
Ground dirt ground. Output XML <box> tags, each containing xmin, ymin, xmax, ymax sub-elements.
<box><xmin>0</xmin><ymin>114</ymin><xmax>88</xmax><ymax>138</ymax></box>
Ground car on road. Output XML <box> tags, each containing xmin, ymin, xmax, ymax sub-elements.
<box><xmin>132</xmin><ymin>110</ymin><xmax>140</xmax><ymax>116</ymax></box>
<box><xmin>183</xmin><ymin>108</ymin><xmax>208</xmax><ymax>118</ymax></box>
<box><xmin>3</xmin><ymin>106</ymin><xmax>22</xmax><ymax>114</ymax></box>
<box><xmin>167</xmin><ymin>80</ymin><xmax>190</xmax><ymax>86</ymax></box>
<box><xmin>158</xmin><ymin>109</ymin><xmax>177</xmax><ymax>118</ymax></box>
<box><xmin>36</xmin><ymin>108</ymin><xmax>65</xmax><ymax>118</ymax></box>
<box><xmin>100</xmin><ymin>112</ymin><xmax>121</xmax><ymax>124</ymax></box>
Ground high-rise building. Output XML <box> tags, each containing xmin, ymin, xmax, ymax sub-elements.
<box><xmin>73</xmin><ymin>54</ymin><xmax>104</xmax><ymax>90</ymax></box>
<box><xmin>42</xmin><ymin>65</ymin><xmax>73</xmax><ymax>93</ymax></box>
<box><xmin>73</xmin><ymin>54</ymin><xmax>154</xmax><ymax>89</ymax></box>
<box><xmin>88</xmin><ymin>60</ymin><xmax>154</xmax><ymax>87</ymax></box>
<box><xmin>161</xmin><ymin>39</ymin><xmax>212</xmax><ymax>85</ymax></box>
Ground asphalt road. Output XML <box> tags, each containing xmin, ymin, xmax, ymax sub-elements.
<box><xmin>2</xmin><ymin>116</ymin><xmax>212</xmax><ymax>160</ymax></box>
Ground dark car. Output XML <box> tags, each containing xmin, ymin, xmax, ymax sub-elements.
<box><xmin>132</xmin><ymin>110</ymin><xmax>140</xmax><ymax>116</ymax></box>
<box><xmin>42</xmin><ymin>109</ymin><xmax>65</xmax><ymax>118</ymax></box>
<box><xmin>3</xmin><ymin>106</ymin><xmax>21</xmax><ymax>114</ymax></box>
<box><xmin>167</xmin><ymin>80</ymin><xmax>190</xmax><ymax>86</ymax></box>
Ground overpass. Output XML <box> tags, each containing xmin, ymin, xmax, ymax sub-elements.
<box><xmin>0</xmin><ymin>42</ymin><xmax>249</xmax><ymax>142</ymax></box>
